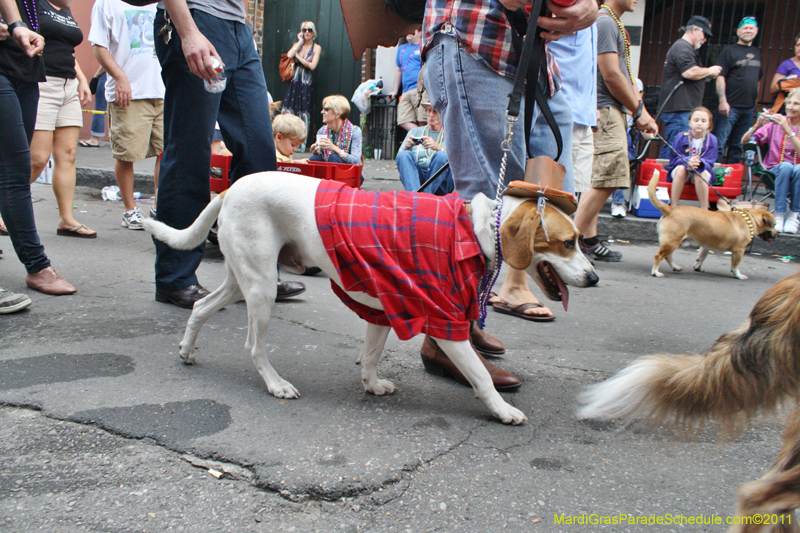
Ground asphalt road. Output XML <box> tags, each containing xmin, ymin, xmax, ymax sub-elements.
<box><xmin>1</xmin><ymin>183</ymin><xmax>798</xmax><ymax>532</ymax></box>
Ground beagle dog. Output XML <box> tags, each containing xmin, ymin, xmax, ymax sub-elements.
<box><xmin>144</xmin><ymin>172</ymin><xmax>598</xmax><ymax>425</ymax></box>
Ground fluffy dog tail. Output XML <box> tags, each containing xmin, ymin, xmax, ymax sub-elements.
<box><xmin>647</xmin><ymin>169</ymin><xmax>671</xmax><ymax>217</ymax></box>
<box><xmin>578</xmin><ymin>271</ymin><xmax>800</xmax><ymax>432</ymax></box>
<box><xmin>142</xmin><ymin>190</ymin><xmax>227</xmax><ymax>250</ymax></box>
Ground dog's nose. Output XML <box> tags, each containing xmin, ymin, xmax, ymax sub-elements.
<box><xmin>586</xmin><ymin>271</ymin><xmax>599</xmax><ymax>287</ymax></box>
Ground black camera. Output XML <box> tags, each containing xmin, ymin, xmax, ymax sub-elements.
<box><xmin>411</xmin><ymin>137</ymin><xmax>423</xmax><ymax>144</ymax></box>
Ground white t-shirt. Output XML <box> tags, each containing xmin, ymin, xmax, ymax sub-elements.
<box><xmin>88</xmin><ymin>0</ymin><xmax>164</xmax><ymax>102</ymax></box>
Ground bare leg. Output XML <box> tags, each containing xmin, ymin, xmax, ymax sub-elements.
<box><xmin>50</xmin><ymin>126</ymin><xmax>94</xmax><ymax>233</ymax></box>
<box><xmin>114</xmin><ymin>159</ymin><xmax>137</xmax><ymax>212</ymax></box>
<box><xmin>29</xmin><ymin>130</ymin><xmax>54</xmax><ymax>181</ymax></box>
<box><xmin>694</xmin><ymin>174</ymin><xmax>710</xmax><ymax>210</ymax></box>
<box><xmin>670</xmin><ymin>167</ymin><xmax>687</xmax><ymax>206</ymax></box>
<box><xmin>574</xmin><ymin>187</ymin><xmax>614</xmax><ymax>238</ymax></box>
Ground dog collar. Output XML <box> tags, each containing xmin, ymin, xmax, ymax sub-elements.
<box><xmin>736</xmin><ymin>210</ymin><xmax>756</xmax><ymax>241</ymax></box>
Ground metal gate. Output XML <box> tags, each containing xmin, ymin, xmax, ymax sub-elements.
<box><xmin>638</xmin><ymin>0</ymin><xmax>800</xmax><ymax>112</ymax></box>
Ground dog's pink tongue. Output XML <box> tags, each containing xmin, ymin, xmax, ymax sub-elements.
<box><xmin>557</xmin><ymin>274</ymin><xmax>569</xmax><ymax>312</ymax></box>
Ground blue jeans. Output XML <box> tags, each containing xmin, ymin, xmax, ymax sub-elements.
<box><xmin>397</xmin><ymin>150</ymin><xmax>454</xmax><ymax>195</ymax></box>
<box><xmin>611</xmin><ymin>189</ymin><xmax>625</xmax><ymax>204</ymax></box>
<box><xmin>714</xmin><ymin>106</ymin><xmax>753</xmax><ymax>163</ymax></box>
<box><xmin>528</xmin><ymin>87</ymin><xmax>574</xmax><ymax>193</ymax></box>
<box><xmin>771</xmin><ymin>162</ymin><xmax>800</xmax><ymax>213</ymax></box>
<box><xmin>659</xmin><ymin>111</ymin><xmax>690</xmax><ymax>159</ymax></box>
<box><xmin>154</xmin><ymin>9</ymin><xmax>277</xmax><ymax>291</ymax></box>
<box><xmin>0</xmin><ymin>73</ymin><xmax>50</xmax><ymax>274</ymax></box>
<box><xmin>91</xmin><ymin>72</ymin><xmax>107</xmax><ymax>138</ymax></box>
<box><xmin>425</xmin><ymin>33</ymin><xmax>574</xmax><ymax>199</ymax></box>
<box><xmin>424</xmin><ymin>34</ymin><xmax>525</xmax><ymax>201</ymax></box>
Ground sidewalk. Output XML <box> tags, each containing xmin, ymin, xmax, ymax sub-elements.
<box><xmin>74</xmin><ymin>143</ymin><xmax>799</xmax><ymax>256</ymax></box>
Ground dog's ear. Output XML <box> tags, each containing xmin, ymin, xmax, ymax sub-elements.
<box><xmin>500</xmin><ymin>202</ymin><xmax>540</xmax><ymax>270</ymax></box>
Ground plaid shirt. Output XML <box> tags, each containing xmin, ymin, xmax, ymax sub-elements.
<box><xmin>423</xmin><ymin>0</ymin><xmax>561</xmax><ymax>93</ymax></box>
<box><xmin>315</xmin><ymin>181</ymin><xmax>485</xmax><ymax>341</ymax></box>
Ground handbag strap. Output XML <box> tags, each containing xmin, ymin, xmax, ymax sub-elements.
<box><xmin>505</xmin><ymin>2</ymin><xmax>562</xmax><ymax>162</ymax></box>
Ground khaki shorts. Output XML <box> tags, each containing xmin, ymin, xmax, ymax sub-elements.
<box><xmin>571</xmin><ymin>124</ymin><xmax>594</xmax><ymax>193</ymax></box>
<box><xmin>591</xmin><ymin>107</ymin><xmax>630</xmax><ymax>189</ymax></box>
<box><xmin>35</xmin><ymin>77</ymin><xmax>83</xmax><ymax>130</ymax></box>
<box><xmin>109</xmin><ymin>99</ymin><xmax>164</xmax><ymax>162</ymax></box>
<box><xmin>397</xmin><ymin>89</ymin><xmax>426</xmax><ymax>125</ymax></box>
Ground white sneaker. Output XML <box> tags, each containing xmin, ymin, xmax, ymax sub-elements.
<box><xmin>149</xmin><ymin>207</ymin><xmax>157</xmax><ymax>219</ymax></box>
<box><xmin>611</xmin><ymin>203</ymin><xmax>627</xmax><ymax>218</ymax></box>
<box><xmin>0</xmin><ymin>287</ymin><xmax>32</xmax><ymax>314</ymax></box>
<box><xmin>784</xmin><ymin>211</ymin><xmax>800</xmax><ymax>234</ymax></box>
<box><xmin>774</xmin><ymin>212</ymin><xmax>786</xmax><ymax>233</ymax></box>
<box><xmin>122</xmin><ymin>207</ymin><xmax>145</xmax><ymax>230</ymax></box>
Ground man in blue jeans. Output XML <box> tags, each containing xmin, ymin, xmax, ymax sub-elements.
<box><xmin>657</xmin><ymin>15</ymin><xmax>721</xmax><ymax>159</ymax></box>
<box><xmin>714</xmin><ymin>17</ymin><xmax>762</xmax><ymax>164</ymax></box>
<box><xmin>153</xmin><ymin>0</ymin><xmax>304</xmax><ymax>308</ymax></box>
<box><xmin>420</xmin><ymin>0</ymin><xmax>597</xmax><ymax>390</ymax></box>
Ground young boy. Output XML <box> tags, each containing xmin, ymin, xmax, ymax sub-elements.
<box><xmin>273</xmin><ymin>114</ymin><xmax>307</xmax><ymax>163</ymax></box>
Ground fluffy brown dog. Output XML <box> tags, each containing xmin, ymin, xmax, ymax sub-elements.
<box><xmin>647</xmin><ymin>170</ymin><xmax>777</xmax><ymax>279</ymax></box>
<box><xmin>579</xmin><ymin>271</ymin><xmax>800</xmax><ymax>533</ymax></box>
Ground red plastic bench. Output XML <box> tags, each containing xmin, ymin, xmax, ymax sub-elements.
<box><xmin>636</xmin><ymin>159</ymin><xmax>743</xmax><ymax>203</ymax></box>
<box><xmin>209</xmin><ymin>154</ymin><xmax>362</xmax><ymax>193</ymax></box>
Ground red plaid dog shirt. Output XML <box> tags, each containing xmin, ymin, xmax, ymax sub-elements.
<box><xmin>315</xmin><ymin>181</ymin><xmax>485</xmax><ymax>341</ymax></box>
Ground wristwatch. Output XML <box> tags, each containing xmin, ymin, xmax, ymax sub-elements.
<box><xmin>7</xmin><ymin>21</ymin><xmax>29</xmax><ymax>33</ymax></box>
<box><xmin>633</xmin><ymin>100</ymin><xmax>644</xmax><ymax>122</ymax></box>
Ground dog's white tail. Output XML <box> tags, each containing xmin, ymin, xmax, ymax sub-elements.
<box><xmin>142</xmin><ymin>192</ymin><xmax>226</xmax><ymax>250</ymax></box>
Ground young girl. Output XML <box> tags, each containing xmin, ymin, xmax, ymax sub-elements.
<box><xmin>742</xmin><ymin>87</ymin><xmax>800</xmax><ymax>233</ymax></box>
<box><xmin>667</xmin><ymin>106</ymin><xmax>718</xmax><ymax>210</ymax></box>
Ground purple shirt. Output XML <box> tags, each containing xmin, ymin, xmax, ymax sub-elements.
<box><xmin>776</xmin><ymin>58</ymin><xmax>800</xmax><ymax>78</ymax></box>
<box><xmin>752</xmin><ymin>121</ymin><xmax>800</xmax><ymax>168</ymax></box>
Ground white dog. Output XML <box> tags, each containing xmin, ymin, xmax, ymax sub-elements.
<box><xmin>144</xmin><ymin>172</ymin><xmax>598</xmax><ymax>425</ymax></box>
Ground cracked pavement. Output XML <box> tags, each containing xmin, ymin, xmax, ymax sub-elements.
<box><xmin>1</xmin><ymin>184</ymin><xmax>798</xmax><ymax>532</ymax></box>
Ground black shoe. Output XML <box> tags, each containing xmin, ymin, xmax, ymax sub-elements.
<box><xmin>276</xmin><ymin>280</ymin><xmax>306</xmax><ymax>301</ymax></box>
<box><xmin>155</xmin><ymin>284</ymin><xmax>210</xmax><ymax>309</ymax></box>
<box><xmin>579</xmin><ymin>238</ymin><xmax>622</xmax><ymax>262</ymax></box>
<box><xmin>301</xmin><ymin>267</ymin><xmax>322</xmax><ymax>276</ymax></box>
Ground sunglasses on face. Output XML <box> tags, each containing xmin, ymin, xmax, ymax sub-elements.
<box><xmin>322</xmin><ymin>106</ymin><xmax>331</xmax><ymax>111</ymax></box>
<box><xmin>301</xmin><ymin>28</ymin><xmax>313</xmax><ymax>32</ymax></box>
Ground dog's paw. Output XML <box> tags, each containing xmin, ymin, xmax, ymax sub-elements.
<box><xmin>693</xmin><ymin>264</ymin><xmax>704</xmax><ymax>272</ymax></box>
<box><xmin>179</xmin><ymin>345</ymin><xmax>196</xmax><ymax>365</ymax></box>
<box><xmin>365</xmin><ymin>379</ymin><xmax>396</xmax><ymax>396</ymax></box>
<box><xmin>733</xmin><ymin>270</ymin><xmax>748</xmax><ymax>280</ymax></box>
<box><xmin>268</xmin><ymin>380</ymin><xmax>300</xmax><ymax>399</ymax></box>
<box><xmin>494</xmin><ymin>404</ymin><xmax>527</xmax><ymax>425</ymax></box>
<box><xmin>671</xmin><ymin>265</ymin><xmax>683</xmax><ymax>272</ymax></box>
<box><xmin>651</xmin><ymin>270</ymin><xmax>664</xmax><ymax>278</ymax></box>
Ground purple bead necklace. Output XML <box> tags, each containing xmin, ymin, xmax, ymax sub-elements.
<box><xmin>21</xmin><ymin>0</ymin><xmax>39</xmax><ymax>31</ymax></box>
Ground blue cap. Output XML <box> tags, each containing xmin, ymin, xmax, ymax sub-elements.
<box><xmin>738</xmin><ymin>16</ymin><xmax>758</xmax><ymax>28</ymax></box>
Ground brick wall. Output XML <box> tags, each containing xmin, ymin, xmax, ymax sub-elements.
<box><xmin>246</xmin><ymin>0</ymin><xmax>264</xmax><ymax>57</ymax></box>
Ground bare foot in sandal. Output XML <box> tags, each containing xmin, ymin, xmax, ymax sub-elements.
<box><xmin>489</xmin><ymin>269</ymin><xmax>555</xmax><ymax>322</ymax></box>
<box><xmin>56</xmin><ymin>223</ymin><xmax>97</xmax><ymax>239</ymax></box>
<box><xmin>0</xmin><ymin>215</ymin><xmax>7</xmax><ymax>235</ymax></box>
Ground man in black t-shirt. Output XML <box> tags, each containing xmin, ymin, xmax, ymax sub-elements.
<box><xmin>714</xmin><ymin>16</ymin><xmax>762</xmax><ymax>163</ymax></box>
<box><xmin>657</xmin><ymin>15</ymin><xmax>722</xmax><ymax>159</ymax></box>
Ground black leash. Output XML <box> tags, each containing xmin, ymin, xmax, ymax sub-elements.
<box><xmin>505</xmin><ymin>0</ymin><xmax>562</xmax><ymax>162</ymax></box>
<box><xmin>415</xmin><ymin>160</ymin><xmax>450</xmax><ymax>193</ymax></box>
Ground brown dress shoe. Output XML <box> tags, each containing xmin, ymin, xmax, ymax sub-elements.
<box><xmin>155</xmin><ymin>284</ymin><xmax>210</xmax><ymax>309</ymax></box>
<box><xmin>420</xmin><ymin>335</ymin><xmax>520</xmax><ymax>391</ymax></box>
<box><xmin>25</xmin><ymin>266</ymin><xmax>77</xmax><ymax>295</ymax></box>
<box><xmin>470</xmin><ymin>321</ymin><xmax>506</xmax><ymax>357</ymax></box>
<box><xmin>276</xmin><ymin>280</ymin><xmax>306</xmax><ymax>300</ymax></box>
